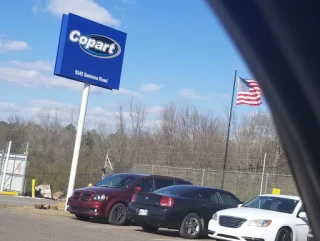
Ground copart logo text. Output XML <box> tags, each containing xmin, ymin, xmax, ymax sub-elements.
<box><xmin>69</xmin><ymin>30</ymin><xmax>121</xmax><ymax>58</ymax></box>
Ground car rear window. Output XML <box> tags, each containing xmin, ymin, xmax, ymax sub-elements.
<box><xmin>154</xmin><ymin>185</ymin><xmax>195</xmax><ymax>196</ymax></box>
<box><xmin>175</xmin><ymin>180</ymin><xmax>191</xmax><ymax>185</ymax></box>
<box><xmin>154</xmin><ymin>178</ymin><xmax>175</xmax><ymax>190</ymax></box>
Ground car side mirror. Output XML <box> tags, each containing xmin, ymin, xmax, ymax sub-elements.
<box><xmin>134</xmin><ymin>186</ymin><xmax>142</xmax><ymax>193</ymax></box>
<box><xmin>298</xmin><ymin>212</ymin><xmax>307</xmax><ymax>218</ymax></box>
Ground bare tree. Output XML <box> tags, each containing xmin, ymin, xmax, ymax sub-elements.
<box><xmin>109</xmin><ymin>102</ymin><xmax>129</xmax><ymax>172</ymax></box>
<box><xmin>159</xmin><ymin>102</ymin><xmax>178</xmax><ymax>166</ymax></box>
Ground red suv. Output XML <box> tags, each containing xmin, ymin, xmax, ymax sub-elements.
<box><xmin>67</xmin><ymin>173</ymin><xmax>192</xmax><ymax>225</ymax></box>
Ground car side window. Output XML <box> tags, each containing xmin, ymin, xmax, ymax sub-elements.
<box><xmin>197</xmin><ymin>189</ymin><xmax>220</xmax><ymax>204</ymax></box>
<box><xmin>180</xmin><ymin>190</ymin><xmax>199</xmax><ymax>199</ymax></box>
<box><xmin>154</xmin><ymin>178</ymin><xmax>174</xmax><ymax>190</ymax></box>
<box><xmin>136</xmin><ymin>178</ymin><xmax>154</xmax><ymax>193</ymax></box>
<box><xmin>219</xmin><ymin>192</ymin><xmax>240</xmax><ymax>206</ymax></box>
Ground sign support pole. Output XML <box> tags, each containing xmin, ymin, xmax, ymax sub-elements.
<box><xmin>65</xmin><ymin>83</ymin><xmax>90</xmax><ymax>210</ymax></box>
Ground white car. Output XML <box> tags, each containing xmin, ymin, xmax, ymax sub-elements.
<box><xmin>208</xmin><ymin>194</ymin><xmax>309</xmax><ymax>241</ymax></box>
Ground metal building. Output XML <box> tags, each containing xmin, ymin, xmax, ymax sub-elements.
<box><xmin>0</xmin><ymin>153</ymin><xmax>29</xmax><ymax>195</ymax></box>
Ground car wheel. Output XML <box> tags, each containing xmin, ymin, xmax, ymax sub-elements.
<box><xmin>275</xmin><ymin>228</ymin><xmax>292</xmax><ymax>241</ymax></box>
<box><xmin>179</xmin><ymin>213</ymin><xmax>201</xmax><ymax>239</ymax></box>
<box><xmin>75</xmin><ymin>214</ymin><xmax>90</xmax><ymax>221</ymax></box>
<box><xmin>142</xmin><ymin>224</ymin><xmax>159</xmax><ymax>233</ymax></box>
<box><xmin>108</xmin><ymin>203</ymin><xmax>127</xmax><ymax>225</ymax></box>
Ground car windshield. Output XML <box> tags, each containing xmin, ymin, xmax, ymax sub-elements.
<box><xmin>154</xmin><ymin>185</ymin><xmax>194</xmax><ymax>195</ymax></box>
<box><xmin>94</xmin><ymin>174</ymin><xmax>139</xmax><ymax>189</ymax></box>
<box><xmin>242</xmin><ymin>196</ymin><xmax>299</xmax><ymax>214</ymax></box>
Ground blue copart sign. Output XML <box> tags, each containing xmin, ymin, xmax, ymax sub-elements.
<box><xmin>54</xmin><ymin>13</ymin><xmax>127</xmax><ymax>90</ymax></box>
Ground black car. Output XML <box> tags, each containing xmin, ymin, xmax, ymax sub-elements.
<box><xmin>127</xmin><ymin>185</ymin><xmax>241</xmax><ymax>239</ymax></box>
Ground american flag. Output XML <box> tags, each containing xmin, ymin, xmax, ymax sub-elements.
<box><xmin>236</xmin><ymin>77</ymin><xmax>262</xmax><ymax>106</ymax></box>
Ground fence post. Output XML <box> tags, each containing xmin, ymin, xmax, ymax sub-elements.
<box><xmin>0</xmin><ymin>154</ymin><xmax>4</xmax><ymax>182</ymax></box>
<box><xmin>264</xmin><ymin>173</ymin><xmax>269</xmax><ymax>194</ymax></box>
<box><xmin>259</xmin><ymin>153</ymin><xmax>267</xmax><ymax>195</ymax></box>
<box><xmin>201</xmin><ymin>169</ymin><xmax>206</xmax><ymax>186</ymax></box>
<box><xmin>22</xmin><ymin>153</ymin><xmax>29</xmax><ymax>195</ymax></box>
<box><xmin>9</xmin><ymin>155</ymin><xmax>16</xmax><ymax>191</ymax></box>
<box><xmin>151</xmin><ymin>165</ymin><xmax>155</xmax><ymax>174</ymax></box>
<box><xmin>0</xmin><ymin>141</ymin><xmax>12</xmax><ymax>193</ymax></box>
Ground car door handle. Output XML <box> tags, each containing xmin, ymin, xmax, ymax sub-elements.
<box><xmin>202</xmin><ymin>204</ymin><xmax>208</xmax><ymax>208</ymax></box>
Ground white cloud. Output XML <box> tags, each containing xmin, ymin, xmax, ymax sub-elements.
<box><xmin>43</xmin><ymin>0</ymin><xmax>120</xmax><ymax>27</ymax></box>
<box><xmin>0</xmin><ymin>38</ymin><xmax>29</xmax><ymax>52</ymax></box>
<box><xmin>145</xmin><ymin>120</ymin><xmax>162</xmax><ymax>130</ymax></box>
<box><xmin>9</xmin><ymin>60</ymin><xmax>53</xmax><ymax>73</ymax></box>
<box><xmin>87</xmin><ymin>107</ymin><xmax>113</xmax><ymax>117</ymax></box>
<box><xmin>140</xmin><ymin>83</ymin><xmax>162</xmax><ymax>92</ymax></box>
<box><xmin>30</xmin><ymin>99</ymin><xmax>74</xmax><ymax>110</ymax></box>
<box><xmin>114</xmin><ymin>111</ymin><xmax>131</xmax><ymax>120</ymax></box>
<box><xmin>113</xmin><ymin>88</ymin><xmax>143</xmax><ymax>97</ymax></box>
<box><xmin>0</xmin><ymin>99</ymin><xmax>77</xmax><ymax>125</ymax></box>
<box><xmin>147</xmin><ymin>106</ymin><xmax>163</xmax><ymax>113</ymax></box>
<box><xmin>0</xmin><ymin>102</ymin><xmax>19</xmax><ymax>112</ymax></box>
<box><xmin>0</xmin><ymin>99</ymin><xmax>118</xmax><ymax>128</ymax></box>
<box><xmin>0</xmin><ymin>60</ymin><xmax>137</xmax><ymax>96</ymax></box>
<box><xmin>178</xmin><ymin>88</ymin><xmax>211</xmax><ymax>100</ymax></box>
<box><xmin>26</xmin><ymin>99</ymin><xmax>79</xmax><ymax>123</ymax></box>
<box><xmin>0</xmin><ymin>62</ymin><xmax>83</xmax><ymax>91</ymax></box>
<box><xmin>0</xmin><ymin>99</ymin><xmax>162</xmax><ymax>132</ymax></box>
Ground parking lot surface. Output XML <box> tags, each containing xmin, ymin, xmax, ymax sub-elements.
<box><xmin>0</xmin><ymin>208</ymin><xmax>212</xmax><ymax>241</ymax></box>
<box><xmin>0</xmin><ymin>195</ymin><xmax>59</xmax><ymax>206</ymax></box>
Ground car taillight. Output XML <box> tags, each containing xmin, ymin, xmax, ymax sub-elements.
<box><xmin>131</xmin><ymin>193</ymin><xmax>137</xmax><ymax>202</ymax></box>
<box><xmin>159</xmin><ymin>196</ymin><xmax>174</xmax><ymax>207</ymax></box>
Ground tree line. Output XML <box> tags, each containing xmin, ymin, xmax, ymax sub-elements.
<box><xmin>0</xmin><ymin>98</ymin><xmax>289</xmax><ymax>192</ymax></box>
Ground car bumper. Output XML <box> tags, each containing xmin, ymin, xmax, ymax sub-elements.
<box><xmin>207</xmin><ymin>219</ymin><xmax>275</xmax><ymax>241</ymax></box>
<box><xmin>67</xmin><ymin>198</ymin><xmax>106</xmax><ymax>217</ymax></box>
<box><xmin>127</xmin><ymin>203</ymin><xmax>179</xmax><ymax>229</ymax></box>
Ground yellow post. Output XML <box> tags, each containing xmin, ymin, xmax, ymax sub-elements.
<box><xmin>32</xmin><ymin>179</ymin><xmax>35</xmax><ymax>198</ymax></box>
<box><xmin>88</xmin><ymin>183</ymin><xmax>92</xmax><ymax>187</ymax></box>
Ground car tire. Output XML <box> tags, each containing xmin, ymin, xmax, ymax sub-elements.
<box><xmin>75</xmin><ymin>214</ymin><xmax>90</xmax><ymax>221</ymax></box>
<box><xmin>179</xmin><ymin>213</ymin><xmax>202</xmax><ymax>239</ymax></box>
<box><xmin>108</xmin><ymin>203</ymin><xmax>127</xmax><ymax>225</ymax></box>
<box><xmin>142</xmin><ymin>224</ymin><xmax>159</xmax><ymax>233</ymax></box>
<box><xmin>275</xmin><ymin>228</ymin><xmax>293</xmax><ymax>241</ymax></box>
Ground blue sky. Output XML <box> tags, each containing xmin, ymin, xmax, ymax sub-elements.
<box><xmin>0</xmin><ymin>0</ymin><xmax>269</xmax><ymax>129</ymax></box>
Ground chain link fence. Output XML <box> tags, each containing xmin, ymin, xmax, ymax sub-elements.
<box><xmin>26</xmin><ymin>172</ymin><xmax>105</xmax><ymax>194</ymax></box>
<box><xmin>130</xmin><ymin>164</ymin><xmax>298</xmax><ymax>201</ymax></box>
<box><xmin>23</xmin><ymin>163</ymin><xmax>298</xmax><ymax>202</ymax></box>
